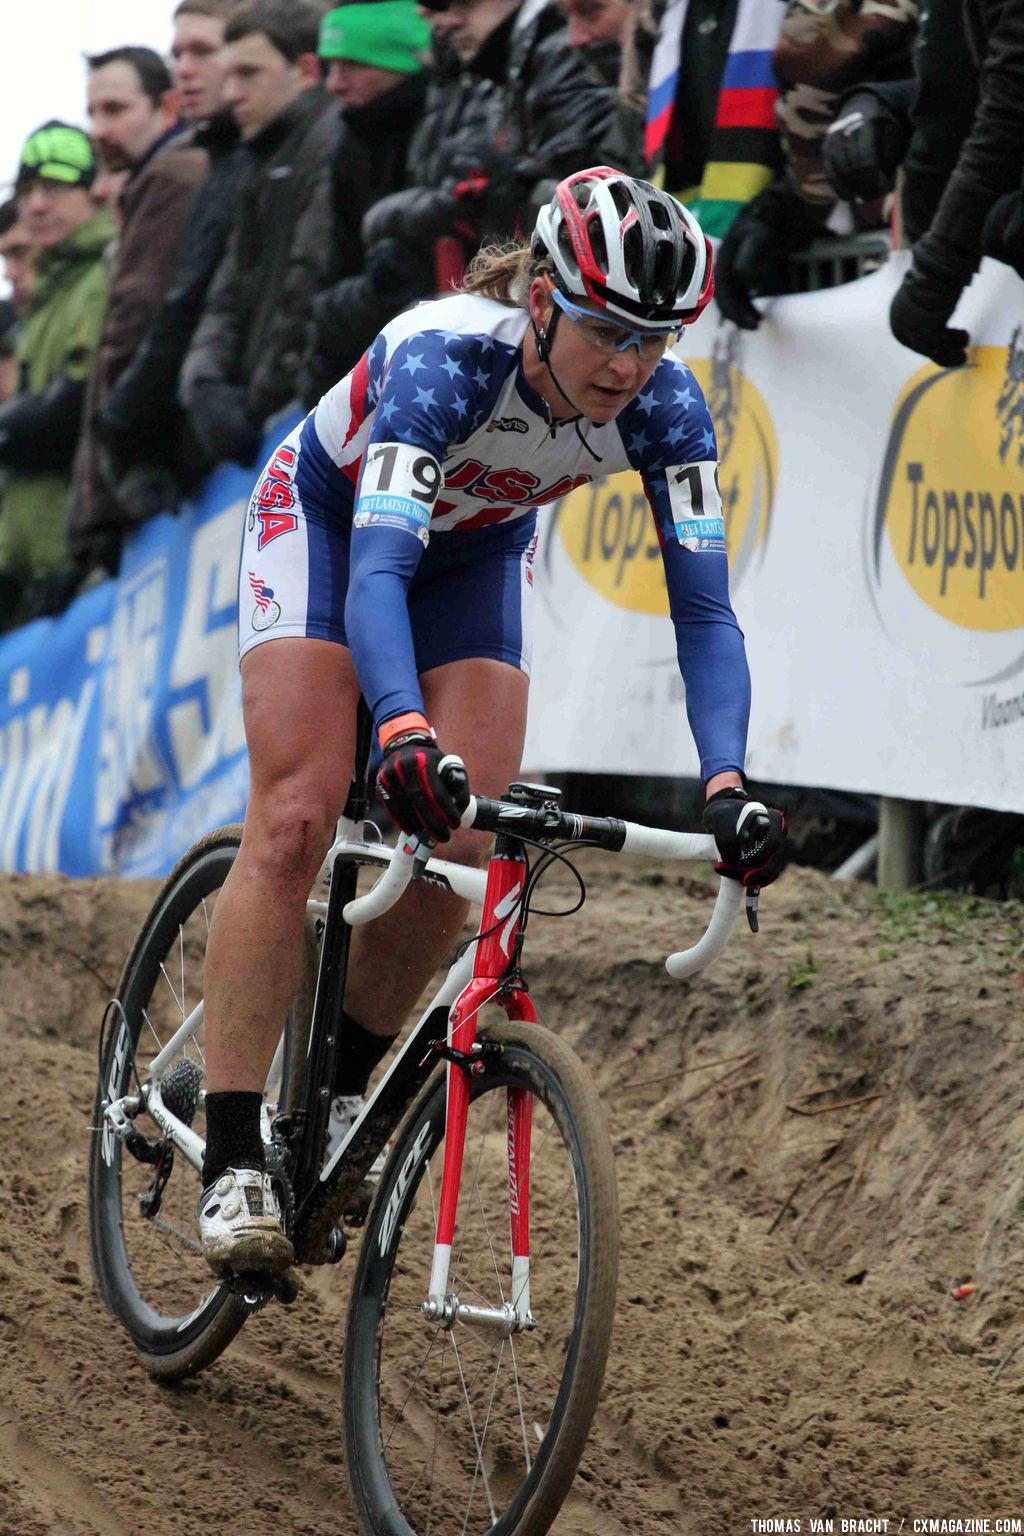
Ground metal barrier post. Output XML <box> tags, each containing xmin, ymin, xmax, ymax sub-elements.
<box><xmin>877</xmin><ymin>797</ymin><xmax>925</xmax><ymax>892</ymax></box>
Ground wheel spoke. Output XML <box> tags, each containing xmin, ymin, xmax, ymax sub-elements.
<box><xmin>349</xmin><ymin>1034</ymin><xmax>616</xmax><ymax>1536</ymax></box>
<box><xmin>450</xmin><ymin>1329</ymin><xmax>499</xmax><ymax>1530</ymax></box>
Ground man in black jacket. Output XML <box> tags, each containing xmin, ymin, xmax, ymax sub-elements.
<box><xmin>93</xmin><ymin>0</ymin><xmax>245</xmax><ymax>514</ymax></box>
<box><xmin>300</xmin><ymin>2</ymin><xmax>431</xmax><ymax>405</ymax></box>
<box><xmin>888</xmin><ymin>0</ymin><xmax>1024</xmax><ymax>367</ymax></box>
<box><xmin>181</xmin><ymin>0</ymin><xmax>340</xmax><ymax>465</ymax></box>
<box><xmin>360</xmin><ymin>0</ymin><xmax>615</xmax><ymax>299</ymax></box>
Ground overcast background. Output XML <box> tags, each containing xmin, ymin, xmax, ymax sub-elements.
<box><xmin>5</xmin><ymin>3</ymin><xmax>171</xmax><ymax>193</ymax></box>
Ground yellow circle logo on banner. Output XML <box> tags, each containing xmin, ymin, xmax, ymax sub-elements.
<box><xmin>555</xmin><ymin>350</ymin><xmax>777</xmax><ymax>614</ymax></box>
<box><xmin>876</xmin><ymin>345</ymin><xmax>1024</xmax><ymax>634</ymax></box>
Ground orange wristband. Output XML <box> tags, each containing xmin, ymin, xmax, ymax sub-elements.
<box><xmin>378</xmin><ymin>711</ymin><xmax>434</xmax><ymax>751</ymax></box>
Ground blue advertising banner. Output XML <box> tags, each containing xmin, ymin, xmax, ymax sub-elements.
<box><xmin>0</xmin><ymin>420</ymin><xmax>300</xmax><ymax>877</ymax></box>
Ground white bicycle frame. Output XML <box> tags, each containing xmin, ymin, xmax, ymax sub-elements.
<box><xmin>106</xmin><ymin>803</ymin><xmax>745</xmax><ymax>1326</ymax></box>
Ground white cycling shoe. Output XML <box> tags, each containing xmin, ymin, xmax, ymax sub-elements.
<box><xmin>326</xmin><ymin>1094</ymin><xmax>387</xmax><ymax>1181</ymax></box>
<box><xmin>197</xmin><ymin>1167</ymin><xmax>294</xmax><ymax>1276</ymax></box>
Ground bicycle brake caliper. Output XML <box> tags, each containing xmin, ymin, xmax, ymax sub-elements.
<box><xmin>430</xmin><ymin>1038</ymin><xmax>504</xmax><ymax>1077</ymax></box>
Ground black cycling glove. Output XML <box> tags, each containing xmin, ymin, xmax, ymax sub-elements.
<box><xmin>376</xmin><ymin>729</ymin><xmax>470</xmax><ymax>844</ymax></box>
<box><xmin>702</xmin><ymin>786</ymin><xmax>787</xmax><ymax>889</ymax></box>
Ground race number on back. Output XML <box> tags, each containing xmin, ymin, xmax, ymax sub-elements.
<box><xmin>666</xmin><ymin>459</ymin><xmax>725</xmax><ymax>553</ymax></box>
<box><xmin>354</xmin><ymin>442</ymin><xmax>443</xmax><ymax>547</ymax></box>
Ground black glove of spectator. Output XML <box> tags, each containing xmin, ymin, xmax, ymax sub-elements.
<box><xmin>362</xmin><ymin>186</ymin><xmax>460</xmax><ymax>251</ymax></box>
<box><xmin>702</xmin><ymin>787</ymin><xmax>787</xmax><ymax>889</ymax></box>
<box><xmin>376</xmin><ymin>732</ymin><xmax>470</xmax><ymax>844</ymax></box>
<box><xmin>715</xmin><ymin>184</ymin><xmax>815</xmax><ymax>330</ymax></box>
<box><xmin>186</xmin><ymin>381</ymin><xmax>262</xmax><ymax>468</ymax></box>
<box><xmin>822</xmin><ymin>88</ymin><xmax>912</xmax><ymax>203</ymax></box>
<box><xmin>982</xmin><ymin>187</ymin><xmax>1024</xmax><ymax>281</ymax></box>
<box><xmin>890</xmin><ymin>239</ymin><xmax>972</xmax><ymax>368</ymax></box>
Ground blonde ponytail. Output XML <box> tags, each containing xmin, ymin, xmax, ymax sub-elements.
<box><xmin>460</xmin><ymin>241</ymin><xmax>551</xmax><ymax>309</ymax></box>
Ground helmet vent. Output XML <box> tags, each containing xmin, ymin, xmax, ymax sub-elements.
<box><xmin>608</xmin><ymin>179</ymin><xmax>632</xmax><ymax>219</ymax></box>
<box><xmin>586</xmin><ymin>213</ymin><xmax>609</xmax><ymax>276</ymax></box>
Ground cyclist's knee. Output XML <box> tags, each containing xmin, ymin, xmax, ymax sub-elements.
<box><xmin>244</xmin><ymin>781</ymin><xmax>340</xmax><ymax>885</ymax></box>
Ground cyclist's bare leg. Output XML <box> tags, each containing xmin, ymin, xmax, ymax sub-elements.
<box><xmin>203</xmin><ymin>638</ymin><xmax>359</xmax><ymax>1092</ymax></box>
<box><xmin>345</xmin><ymin>657</ymin><xmax>529</xmax><ymax>1035</ymax></box>
<box><xmin>204</xmin><ymin>649</ymin><xmax>527</xmax><ymax>1092</ymax></box>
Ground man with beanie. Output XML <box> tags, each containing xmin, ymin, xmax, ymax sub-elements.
<box><xmin>0</xmin><ymin>123</ymin><xmax>115</xmax><ymax>630</ymax></box>
<box><xmin>301</xmin><ymin>1</ymin><xmax>431</xmax><ymax>402</ymax></box>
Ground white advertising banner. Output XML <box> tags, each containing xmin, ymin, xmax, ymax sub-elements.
<box><xmin>523</xmin><ymin>254</ymin><xmax>1024</xmax><ymax>814</ymax></box>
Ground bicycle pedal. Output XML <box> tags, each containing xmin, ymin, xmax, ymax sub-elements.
<box><xmin>268</xmin><ymin>1270</ymin><xmax>299</xmax><ymax>1305</ymax></box>
<box><xmin>225</xmin><ymin>1267</ymin><xmax>299</xmax><ymax>1308</ymax></box>
<box><xmin>323</xmin><ymin>1226</ymin><xmax>349</xmax><ymax>1261</ymax></box>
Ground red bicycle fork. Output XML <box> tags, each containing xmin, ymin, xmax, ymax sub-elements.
<box><xmin>425</xmin><ymin>849</ymin><xmax>537</xmax><ymax>1332</ymax></box>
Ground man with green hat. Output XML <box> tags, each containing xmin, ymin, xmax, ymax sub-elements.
<box><xmin>0</xmin><ymin>121</ymin><xmax>115</xmax><ymax>630</ymax></box>
<box><xmin>300</xmin><ymin>1</ymin><xmax>432</xmax><ymax>401</ymax></box>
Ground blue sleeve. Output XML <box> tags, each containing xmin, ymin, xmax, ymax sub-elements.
<box><xmin>620</xmin><ymin>359</ymin><xmax>751</xmax><ymax>781</ymax></box>
<box><xmin>344</xmin><ymin>329</ymin><xmax>499</xmax><ymax>731</ymax></box>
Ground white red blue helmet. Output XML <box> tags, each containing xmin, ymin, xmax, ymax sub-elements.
<box><xmin>532</xmin><ymin>167</ymin><xmax>714</xmax><ymax>331</ymax></box>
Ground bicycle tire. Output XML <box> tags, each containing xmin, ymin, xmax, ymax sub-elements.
<box><xmin>88</xmin><ymin>824</ymin><xmax>317</xmax><ymax>1382</ymax></box>
<box><xmin>344</xmin><ymin>1018</ymin><xmax>619</xmax><ymax>1536</ymax></box>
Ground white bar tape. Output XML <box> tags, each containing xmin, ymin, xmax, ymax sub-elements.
<box><xmin>664</xmin><ymin>876</ymin><xmax>744</xmax><ymax>979</ymax></box>
<box><xmin>620</xmin><ymin>824</ymin><xmax>718</xmax><ymax>861</ymax></box>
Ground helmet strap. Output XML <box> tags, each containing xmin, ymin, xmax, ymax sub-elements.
<box><xmin>528</xmin><ymin>304</ymin><xmax>603</xmax><ymax>464</ymax></box>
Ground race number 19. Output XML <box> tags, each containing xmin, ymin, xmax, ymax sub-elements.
<box><xmin>355</xmin><ymin>441</ymin><xmax>444</xmax><ymax>547</ymax></box>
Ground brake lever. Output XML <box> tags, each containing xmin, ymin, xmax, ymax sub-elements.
<box><xmin>746</xmin><ymin>888</ymin><xmax>760</xmax><ymax>934</ymax></box>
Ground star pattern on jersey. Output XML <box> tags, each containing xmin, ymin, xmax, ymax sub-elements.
<box><xmin>363</xmin><ymin>330</ymin><xmax>520</xmax><ymax>454</ymax></box>
<box><xmin>616</xmin><ymin>355</ymin><xmax>716</xmax><ymax>470</ymax></box>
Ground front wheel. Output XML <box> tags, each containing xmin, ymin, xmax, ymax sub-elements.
<box><xmin>344</xmin><ymin>1018</ymin><xmax>619</xmax><ymax>1536</ymax></box>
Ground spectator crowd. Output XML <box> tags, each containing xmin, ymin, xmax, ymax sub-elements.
<box><xmin>0</xmin><ymin>0</ymin><xmax>1022</xmax><ymax>635</ymax></box>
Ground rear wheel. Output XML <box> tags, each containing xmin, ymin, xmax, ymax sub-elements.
<box><xmin>87</xmin><ymin>826</ymin><xmax>317</xmax><ymax>1380</ymax></box>
<box><xmin>344</xmin><ymin>1018</ymin><xmax>619</xmax><ymax>1536</ymax></box>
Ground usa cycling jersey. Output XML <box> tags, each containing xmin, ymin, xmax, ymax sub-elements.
<box><xmin>239</xmin><ymin>292</ymin><xmax>749</xmax><ymax>781</ymax></box>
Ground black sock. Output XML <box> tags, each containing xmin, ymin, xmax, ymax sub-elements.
<box><xmin>333</xmin><ymin>1011</ymin><xmax>399</xmax><ymax>1097</ymax></box>
<box><xmin>203</xmin><ymin>1090</ymin><xmax>264</xmax><ymax>1187</ymax></box>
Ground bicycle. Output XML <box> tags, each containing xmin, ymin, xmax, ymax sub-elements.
<box><xmin>89</xmin><ymin>704</ymin><xmax>758</xmax><ymax>1536</ymax></box>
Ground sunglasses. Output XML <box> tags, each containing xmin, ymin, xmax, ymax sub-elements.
<box><xmin>549</xmin><ymin>287</ymin><xmax>676</xmax><ymax>361</ymax></box>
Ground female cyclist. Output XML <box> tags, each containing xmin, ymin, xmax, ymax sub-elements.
<box><xmin>196</xmin><ymin>166</ymin><xmax>786</xmax><ymax>1274</ymax></box>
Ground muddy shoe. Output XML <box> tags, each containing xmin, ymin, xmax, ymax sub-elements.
<box><xmin>326</xmin><ymin>1094</ymin><xmax>387</xmax><ymax>1182</ymax></box>
<box><xmin>197</xmin><ymin>1167</ymin><xmax>294</xmax><ymax>1276</ymax></box>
